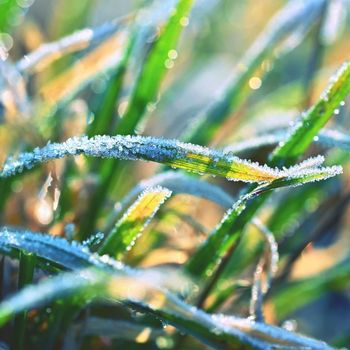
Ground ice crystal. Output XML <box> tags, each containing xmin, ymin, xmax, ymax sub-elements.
<box><xmin>0</xmin><ymin>135</ymin><xmax>342</xmax><ymax>185</ymax></box>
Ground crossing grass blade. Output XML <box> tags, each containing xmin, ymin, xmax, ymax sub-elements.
<box><xmin>186</xmin><ymin>166</ymin><xmax>342</xmax><ymax>278</ymax></box>
<box><xmin>99</xmin><ymin>186</ymin><xmax>172</xmax><ymax>259</ymax></box>
<box><xmin>186</xmin><ymin>60</ymin><xmax>350</xmax><ymax>283</ymax></box>
<box><xmin>224</xmin><ymin>128</ymin><xmax>350</xmax><ymax>156</ymax></box>
<box><xmin>81</xmin><ymin>0</ymin><xmax>194</xmax><ymax>236</ymax></box>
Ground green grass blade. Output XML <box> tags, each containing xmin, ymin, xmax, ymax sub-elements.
<box><xmin>79</xmin><ymin>0</ymin><xmax>194</xmax><ymax>235</ymax></box>
<box><xmin>271</xmin><ymin>258</ymin><xmax>350</xmax><ymax>320</ymax></box>
<box><xmin>1</xmin><ymin>135</ymin><xmax>341</xmax><ymax>184</ymax></box>
<box><xmin>184</xmin><ymin>0</ymin><xmax>326</xmax><ymax>145</ymax></box>
<box><xmin>224</xmin><ymin>127</ymin><xmax>350</xmax><ymax>156</ymax></box>
<box><xmin>99</xmin><ymin>186</ymin><xmax>171</xmax><ymax>259</ymax></box>
<box><xmin>271</xmin><ymin>61</ymin><xmax>350</xmax><ymax>166</ymax></box>
<box><xmin>12</xmin><ymin>251</ymin><xmax>36</xmax><ymax>350</ymax></box>
<box><xmin>0</xmin><ymin>267</ymin><xmax>332</xmax><ymax>350</ymax></box>
<box><xmin>186</xmin><ymin>60</ymin><xmax>350</xmax><ymax>284</ymax></box>
<box><xmin>186</xmin><ymin>166</ymin><xmax>342</xmax><ymax>278</ymax></box>
<box><xmin>116</xmin><ymin>0</ymin><xmax>194</xmax><ymax>135</ymax></box>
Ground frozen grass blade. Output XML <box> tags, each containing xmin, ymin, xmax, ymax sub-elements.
<box><xmin>99</xmin><ymin>186</ymin><xmax>172</xmax><ymax>259</ymax></box>
<box><xmin>184</xmin><ymin>0</ymin><xmax>326</xmax><ymax>145</ymax></box>
<box><xmin>187</xmin><ymin>60</ymin><xmax>350</xmax><ymax>288</ymax></box>
<box><xmin>0</xmin><ymin>267</ymin><xmax>332</xmax><ymax>350</ymax></box>
<box><xmin>224</xmin><ymin>127</ymin><xmax>350</xmax><ymax>155</ymax></box>
<box><xmin>0</xmin><ymin>135</ymin><xmax>341</xmax><ymax>184</ymax></box>
<box><xmin>271</xmin><ymin>61</ymin><xmax>350</xmax><ymax>166</ymax></box>
<box><xmin>249</xmin><ymin>220</ymin><xmax>279</xmax><ymax>323</ymax></box>
<box><xmin>80</xmin><ymin>0</ymin><xmax>194</xmax><ymax>235</ymax></box>
<box><xmin>186</xmin><ymin>163</ymin><xmax>341</xmax><ymax>279</ymax></box>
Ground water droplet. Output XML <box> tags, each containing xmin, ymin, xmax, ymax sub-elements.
<box><xmin>313</xmin><ymin>135</ymin><xmax>319</xmax><ymax>141</ymax></box>
<box><xmin>168</xmin><ymin>49</ymin><xmax>178</xmax><ymax>60</ymax></box>
<box><xmin>248</xmin><ymin>76</ymin><xmax>262</xmax><ymax>90</ymax></box>
<box><xmin>164</xmin><ymin>59</ymin><xmax>174</xmax><ymax>69</ymax></box>
<box><xmin>179</xmin><ymin>16</ymin><xmax>189</xmax><ymax>27</ymax></box>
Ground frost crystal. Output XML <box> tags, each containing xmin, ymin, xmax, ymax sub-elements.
<box><xmin>0</xmin><ymin>135</ymin><xmax>343</xmax><ymax>185</ymax></box>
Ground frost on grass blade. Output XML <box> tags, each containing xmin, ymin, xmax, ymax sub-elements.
<box><xmin>224</xmin><ymin>128</ymin><xmax>350</xmax><ymax>155</ymax></box>
<box><xmin>0</xmin><ymin>226</ymin><xmax>191</xmax><ymax>299</ymax></box>
<box><xmin>0</xmin><ymin>135</ymin><xmax>341</xmax><ymax>184</ymax></box>
<box><xmin>187</xmin><ymin>163</ymin><xmax>342</xmax><ymax>278</ymax></box>
<box><xmin>103</xmin><ymin>171</ymin><xmax>238</xmax><ymax>233</ymax></box>
<box><xmin>272</xmin><ymin>60</ymin><xmax>350</xmax><ymax>165</ymax></box>
<box><xmin>99</xmin><ymin>186</ymin><xmax>172</xmax><ymax>259</ymax></box>
<box><xmin>0</xmin><ymin>226</ymin><xmax>139</xmax><ymax>273</ymax></box>
<box><xmin>0</xmin><ymin>267</ymin><xmax>332</xmax><ymax>350</ymax></box>
<box><xmin>188</xmin><ymin>61</ymin><xmax>350</xmax><ymax>289</ymax></box>
<box><xmin>249</xmin><ymin>219</ymin><xmax>279</xmax><ymax>322</ymax></box>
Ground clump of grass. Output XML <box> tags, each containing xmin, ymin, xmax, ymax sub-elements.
<box><xmin>1</xmin><ymin>0</ymin><xmax>350</xmax><ymax>349</ymax></box>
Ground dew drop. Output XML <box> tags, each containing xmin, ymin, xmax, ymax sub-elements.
<box><xmin>164</xmin><ymin>59</ymin><xmax>174</xmax><ymax>69</ymax></box>
<box><xmin>179</xmin><ymin>16</ymin><xmax>189</xmax><ymax>27</ymax></box>
<box><xmin>168</xmin><ymin>49</ymin><xmax>178</xmax><ymax>60</ymax></box>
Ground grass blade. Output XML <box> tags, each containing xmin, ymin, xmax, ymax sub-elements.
<box><xmin>79</xmin><ymin>0</ymin><xmax>194</xmax><ymax>235</ymax></box>
<box><xmin>184</xmin><ymin>0</ymin><xmax>326</xmax><ymax>145</ymax></box>
<box><xmin>271</xmin><ymin>61</ymin><xmax>350</xmax><ymax>166</ymax></box>
<box><xmin>0</xmin><ymin>267</ymin><xmax>332</xmax><ymax>350</ymax></box>
<box><xmin>0</xmin><ymin>135</ymin><xmax>341</xmax><ymax>184</ymax></box>
<box><xmin>36</xmin><ymin>31</ymin><xmax>128</xmax><ymax>120</ymax></box>
<box><xmin>116</xmin><ymin>0</ymin><xmax>194</xmax><ymax>135</ymax></box>
<box><xmin>12</xmin><ymin>251</ymin><xmax>36</xmax><ymax>350</ymax></box>
<box><xmin>99</xmin><ymin>186</ymin><xmax>172</xmax><ymax>259</ymax></box>
<box><xmin>186</xmin><ymin>60</ymin><xmax>350</xmax><ymax>286</ymax></box>
<box><xmin>186</xmin><ymin>164</ymin><xmax>342</xmax><ymax>278</ymax></box>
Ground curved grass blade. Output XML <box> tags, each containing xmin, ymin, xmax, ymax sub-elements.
<box><xmin>187</xmin><ymin>60</ymin><xmax>350</xmax><ymax>290</ymax></box>
<box><xmin>103</xmin><ymin>171</ymin><xmax>235</xmax><ymax>231</ymax></box>
<box><xmin>0</xmin><ymin>135</ymin><xmax>341</xmax><ymax>184</ymax></box>
<box><xmin>184</xmin><ymin>0</ymin><xmax>326</xmax><ymax>145</ymax></box>
<box><xmin>99</xmin><ymin>186</ymin><xmax>172</xmax><ymax>259</ymax></box>
<box><xmin>186</xmin><ymin>163</ymin><xmax>342</xmax><ymax>278</ymax></box>
<box><xmin>116</xmin><ymin>0</ymin><xmax>194</xmax><ymax>135</ymax></box>
<box><xmin>0</xmin><ymin>226</ymin><xmax>100</xmax><ymax>270</ymax></box>
<box><xmin>0</xmin><ymin>267</ymin><xmax>332</xmax><ymax>350</ymax></box>
<box><xmin>80</xmin><ymin>0</ymin><xmax>194</xmax><ymax>236</ymax></box>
